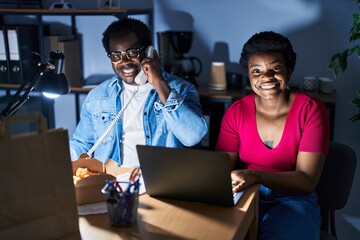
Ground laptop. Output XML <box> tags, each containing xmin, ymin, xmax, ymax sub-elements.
<box><xmin>136</xmin><ymin>145</ymin><xmax>244</xmax><ymax>207</ymax></box>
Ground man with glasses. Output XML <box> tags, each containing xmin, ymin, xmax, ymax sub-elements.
<box><xmin>69</xmin><ymin>18</ymin><xmax>208</xmax><ymax>167</ymax></box>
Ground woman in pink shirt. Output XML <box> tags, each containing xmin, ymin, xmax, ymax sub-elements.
<box><xmin>216</xmin><ymin>31</ymin><xmax>330</xmax><ymax>239</ymax></box>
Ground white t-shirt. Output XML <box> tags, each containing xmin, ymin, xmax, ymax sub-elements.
<box><xmin>121</xmin><ymin>82</ymin><xmax>153</xmax><ymax>167</ymax></box>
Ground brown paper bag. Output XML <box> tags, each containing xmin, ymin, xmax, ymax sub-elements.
<box><xmin>0</xmin><ymin>113</ymin><xmax>80</xmax><ymax>240</ymax></box>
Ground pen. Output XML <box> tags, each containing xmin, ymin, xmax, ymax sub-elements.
<box><xmin>102</xmin><ymin>180</ymin><xmax>114</xmax><ymax>193</ymax></box>
<box><xmin>125</xmin><ymin>178</ymin><xmax>140</xmax><ymax>193</ymax></box>
<box><xmin>129</xmin><ymin>168</ymin><xmax>141</xmax><ymax>184</ymax></box>
<box><xmin>114</xmin><ymin>180</ymin><xmax>124</xmax><ymax>193</ymax></box>
<box><xmin>125</xmin><ymin>181</ymin><xmax>134</xmax><ymax>193</ymax></box>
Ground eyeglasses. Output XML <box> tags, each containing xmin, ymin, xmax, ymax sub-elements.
<box><xmin>107</xmin><ymin>47</ymin><xmax>145</xmax><ymax>63</ymax></box>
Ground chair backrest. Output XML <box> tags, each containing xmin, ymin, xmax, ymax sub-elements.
<box><xmin>316</xmin><ymin>141</ymin><xmax>357</xmax><ymax>210</ymax></box>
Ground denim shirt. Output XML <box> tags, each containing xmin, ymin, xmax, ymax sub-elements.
<box><xmin>70</xmin><ymin>72</ymin><xmax>208</xmax><ymax>165</ymax></box>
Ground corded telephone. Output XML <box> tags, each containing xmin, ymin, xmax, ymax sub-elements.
<box><xmin>86</xmin><ymin>46</ymin><xmax>154</xmax><ymax>157</ymax></box>
<box><xmin>134</xmin><ymin>45</ymin><xmax>154</xmax><ymax>85</ymax></box>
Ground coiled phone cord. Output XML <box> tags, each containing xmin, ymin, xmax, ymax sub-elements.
<box><xmin>86</xmin><ymin>86</ymin><xmax>139</xmax><ymax>158</ymax></box>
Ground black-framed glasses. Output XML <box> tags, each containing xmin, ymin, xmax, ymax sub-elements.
<box><xmin>107</xmin><ymin>46</ymin><xmax>145</xmax><ymax>63</ymax></box>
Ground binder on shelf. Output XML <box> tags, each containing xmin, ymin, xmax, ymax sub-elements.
<box><xmin>0</xmin><ymin>27</ymin><xmax>10</xmax><ymax>84</ymax></box>
<box><xmin>5</xmin><ymin>25</ymin><xmax>40</xmax><ymax>84</ymax></box>
<box><xmin>44</xmin><ymin>35</ymin><xmax>83</xmax><ymax>87</ymax></box>
<box><xmin>7</xmin><ymin>27</ymin><xmax>21</xmax><ymax>84</ymax></box>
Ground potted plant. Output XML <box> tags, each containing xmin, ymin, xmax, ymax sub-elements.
<box><xmin>328</xmin><ymin>0</ymin><xmax>360</xmax><ymax>122</ymax></box>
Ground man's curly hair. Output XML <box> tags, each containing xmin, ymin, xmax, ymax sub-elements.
<box><xmin>239</xmin><ymin>31</ymin><xmax>296</xmax><ymax>75</ymax></box>
<box><xmin>102</xmin><ymin>18</ymin><xmax>152</xmax><ymax>54</ymax></box>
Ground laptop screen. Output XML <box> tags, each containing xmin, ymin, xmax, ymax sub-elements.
<box><xmin>136</xmin><ymin>145</ymin><xmax>243</xmax><ymax>207</ymax></box>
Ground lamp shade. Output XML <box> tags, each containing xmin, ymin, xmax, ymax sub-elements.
<box><xmin>36</xmin><ymin>72</ymin><xmax>70</xmax><ymax>95</ymax></box>
<box><xmin>35</xmin><ymin>51</ymin><xmax>71</xmax><ymax>95</ymax></box>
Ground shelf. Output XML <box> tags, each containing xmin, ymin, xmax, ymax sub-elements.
<box><xmin>0</xmin><ymin>8</ymin><xmax>155</xmax><ymax>47</ymax></box>
<box><xmin>0</xmin><ymin>7</ymin><xmax>154</xmax><ymax>129</ymax></box>
<box><xmin>0</xmin><ymin>8</ymin><xmax>152</xmax><ymax>16</ymax></box>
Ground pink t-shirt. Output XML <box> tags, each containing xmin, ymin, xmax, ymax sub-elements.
<box><xmin>215</xmin><ymin>92</ymin><xmax>330</xmax><ymax>172</ymax></box>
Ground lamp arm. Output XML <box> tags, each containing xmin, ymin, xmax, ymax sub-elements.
<box><xmin>0</xmin><ymin>63</ymin><xmax>45</xmax><ymax>118</ymax></box>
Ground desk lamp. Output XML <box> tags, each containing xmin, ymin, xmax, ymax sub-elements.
<box><xmin>0</xmin><ymin>50</ymin><xmax>70</xmax><ymax>122</ymax></box>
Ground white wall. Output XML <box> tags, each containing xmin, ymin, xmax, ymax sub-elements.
<box><xmin>46</xmin><ymin>0</ymin><xmax>360</xmax><ymax>238</ymax></box>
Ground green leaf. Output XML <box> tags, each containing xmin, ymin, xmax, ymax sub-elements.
<box><xmin>350</xmin><ymin>13</ymin><xmax>360</xmax><ymax>41</ymax></box>
<box><xmin>330</xmin><ymin>53</ymin><xmax>341</xmax><ymax>61</ymax></box>
<box><xmin>349</xmin><ymin>113</ymin><xmax>360</xmax><ymax>122</ymax></box>
<box><xmin>356</xmin><ymin>89</ymin><xmax>360</xmax><ymax>96</ymax></box>
<box><xmin>350</xmin><ymin>97</ymin><xmax>360</xmax><ymax>106</ymax></box>
<box><xmin>357</xmin><ymin>46</ymin><xmax>360</xmax><ymax>58</ymax></box>
<box><xmin>349</xmin><ymin>45</ymin><xmax>360</xmax><ymax>55</ymax></box>
<box><xmin>339</xmin><ymin>50</ymin><xmax>349</xmax><ymax>72</ymax></box>
<box><xmin>349</xmin><ymin>88</ymin><xmax>360</xmax><ymax>122</ymax></box>
<box><xmin>327</xmin><ymin>60</ymin><xmax>340</xmax><ymax>78</ymax></box>
<box><xmin>327</xmin><ymin>52</ymin><xmax>348</xmax><ymax>78</ymax></box>
<box><xmin>352</xmin><ymin>13</ymin><xmax>360</xmax><ymax>25</ymax></box>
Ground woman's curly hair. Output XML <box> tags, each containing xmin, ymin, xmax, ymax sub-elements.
<box><xmin>102</xmin><ymin>18</ymin><xmax>152</xmax><ymax>54</ymax></box>
<box><xmin>239</xmin><ymin>31</ymin><xmax>296</xmax><ymax>74</ymax></box>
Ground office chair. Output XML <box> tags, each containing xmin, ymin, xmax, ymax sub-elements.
<box><xmin>316</xmin><ymin>141</ymin><xmax>357</xmax><ymax>240</ymax></box>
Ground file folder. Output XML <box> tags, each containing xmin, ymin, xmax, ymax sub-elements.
<box><xmin>0</xmin><ymin>27</ymin><xmax>10</xmax><ymax>84</ymax></box>
<box><xmin>7</xmin><ymin>28</ymin><xmax>21</xmax><ymax>84</ymax></box>
<box><xmin>6</xmin><ymin>25</ymin><xmax>40</xmax><ymax>84</ymax></box>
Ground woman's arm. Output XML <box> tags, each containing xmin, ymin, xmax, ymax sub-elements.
<box><xmin>231</xmin><ymin>152</ymin><xmax>326</xmax><ymax>194</ymax></box>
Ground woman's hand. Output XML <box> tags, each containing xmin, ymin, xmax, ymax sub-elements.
<box><xmin>231</xmin><ymin>169</ymin><xmax>258</xmax><ymax>192</ymax></box>
<box><xmin>230</xmin><ymin>152</ymin><xmax>326</xmax><ymax>194</ymax></box>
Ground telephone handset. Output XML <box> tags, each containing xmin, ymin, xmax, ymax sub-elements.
<box><xmin>134</xmin><ymin>45</ymin><xmax>154</xmax><ymax>85</ymax></box>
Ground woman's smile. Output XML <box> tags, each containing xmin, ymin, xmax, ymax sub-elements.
<box><xmin>258</xmin><ymin>82</ymin><xmax>280</xmax><ymax>90</ymax></box>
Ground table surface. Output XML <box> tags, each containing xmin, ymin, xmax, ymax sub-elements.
<box><xmin>78</xmin><ymin>184</ymin><xmax>259</xmax><ymax>240</ymax></box>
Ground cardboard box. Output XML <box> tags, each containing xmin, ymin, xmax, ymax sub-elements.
<box><xmin>72</xmin><ymin>157</ymin><xmax>128</xmax><ymax>205</ymax></box>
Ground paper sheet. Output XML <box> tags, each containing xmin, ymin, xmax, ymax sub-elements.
<box><xmin>116</xmin><ymin>172</ymin><xmax>146</xmax><ymax>195</ymax></box>
<box><xmin>77</xmin><ymin>172</ymin><xmax>146</xmax><ymax>215</ymax></box>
